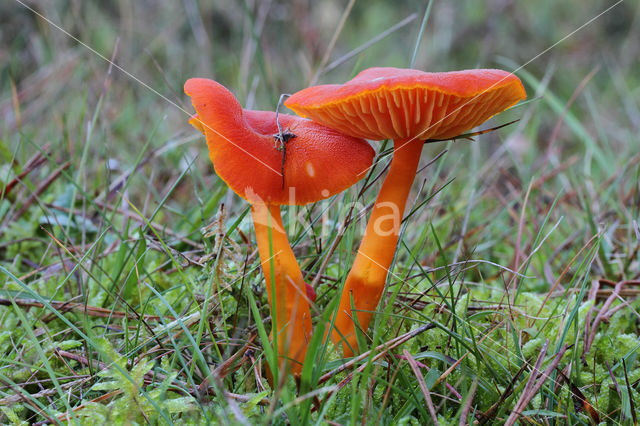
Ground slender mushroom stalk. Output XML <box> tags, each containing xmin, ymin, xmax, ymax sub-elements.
<box><xmin>185</xmin><ymin>78</ymin><xmax>373</xmax><ymax>374</ymax></box>
<box><xmin>333</xmin><ymin>137</ymin><xmax>422</xmax><ymax>352</ymax></box>
<box><xmin>286</xmin><ymin>67</ymin><xmax>526</xmax><ymax>355</ymax></box>
<box><xmin>251</xmin><ymin>202</ymin><xmax>311</xmax><ymax>371</ymax></box>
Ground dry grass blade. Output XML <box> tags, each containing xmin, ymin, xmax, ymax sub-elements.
<box><xmin>318</xmin><ymin>323</ymin><xmax>435</xmax><ymax>385</ymax></box>
<box><xmin>458</xmin><ymin>379</ymin><xmax>477</xmax><ymax>426</ymax></box>
<box><xmin>307</xmin><ymin>197</ymin><xmax>364</xmax><ymax>288</ymax></box>
<box><xmin>393</xmin><ymin>354</ymin><xmax>461</xmax><ymax>399</ymax></box>
<box><xmin>2</xmin><ymin>143</ymin><xmax>50</xmax><ymax>196</ymax></box>
<box><xmin>0</xmin><ymin>377</ymin><xmax>91</xmax><ymax>406</ymax></box>
<box><xmin>433</xmin><ymin>351</ymin><xmax>466</xmax><ymax>391</ymax></box>
<box><xmin>582</xmin><ymin>279</ymin><xmax>600</xmax><ymax>349</ymax></box>
<box><xmin>403</xmin><ymin>349</ymin><xmax>439</xmax><ymax>425</ymax></box>
<box><xmin>5</xmin><ymin>160</ymin><xmax>71</xmax><ymax>225</ymax></box>
<box><xmin>0</xmin><ymin>297</ymin><xmax>171</xmax><ymax>322</ymax></box>
<box><xmin>309</xmin><ymin>0</ymin><xmax>357</xmax><ymax>85</ymax></box>
<box><xmin>198</xmin><ymin>334</ymin><xmax>257</xmax><ymax>394</ymax></box>
<box><xmin>505</xmin><ymin>340</ymin><xmax>549</xmax><ymax>426</ymax></box>
<box><xmin>543</xmin><ymin>66</ymin><xmax>599</xmax><ymax>166</ymax></box>
<box><xmin>535</xmin><ymin>234</ymin><xmax>600</xmax><ymax>318</ymax></box>
<box><xmin>478</xmin><ymin>362</ymin><xmax>529</xmax><ymax>425</ymax></box>
<box><xmin>505</xmin><ymin>343</ymin><xmax>568</xmax><ymax>426</ymax></box>
<box><xmin>556</xmin><ymin>368</ymin><xmax>600</xmax><ymax>424</ymax></box>
<box><xmin>510</xmin><ymin>180</ymin><xmax>533</xmax><ymax>295</ymax></box>
<box><xmin>90</xmin><ymin>201</ymin><xmax>203</xmax><ymax>249</ymax></box>
<box><xmin>322</xmin><ymin>14</ymin><xmax>417</xmax><ymax>74</ymax></box>
<box><xmin>314</xmin><ymin>324</ymin><xmax>435</xmax><ymax>411</ymax></box>
<box><xmin>604</xmin><ymin>360</ymin><xmax>622</xmax><ymax>396</ymax></box>
<box><xmin>584</xmin><ymin>280</ymin><xmax>626</xmax><ymax>353</ymax></box>
<box><xmin>622</xmin><ymin>358</ymin><xmax>637</xmax><ymax>424</ymax></box>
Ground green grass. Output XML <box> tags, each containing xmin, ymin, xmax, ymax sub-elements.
<box><xmin>2</xmin><ymin>0</ymin><xmax>640</xmax><ymax>424</ymax></box>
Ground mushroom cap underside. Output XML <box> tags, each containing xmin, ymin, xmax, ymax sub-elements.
<box><xmin>285</xmin><ymin>67</ymin><xmax>526</xmax><ymax>141</ymax></box>
<box><xmin>185</xmin><ymin>78</ymin><xmax>374</xmax><ymax>205</ymax></box>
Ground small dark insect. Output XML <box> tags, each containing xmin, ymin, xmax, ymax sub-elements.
<box><xmin>273</xmin><ymin>93</ymin><xmax>296</xmax><ymax>189</ymax></box>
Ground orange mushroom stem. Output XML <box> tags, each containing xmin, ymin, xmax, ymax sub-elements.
<box><xmin>332</xmin><ymin>137</ymin><xmax>423</xmax><ymax>353</ymax></box>
<box><xmin>286</xmin><ymin>67</ymin><xmax>526</xmax><ymax>355</ymax></box>
<box><xmin>251</xmin><ymin>202</ymin><xmax>311</xmax><ymax>373</ymax></box>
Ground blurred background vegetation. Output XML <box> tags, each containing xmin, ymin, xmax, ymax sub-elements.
<box><xmin>3</xmin><ymin>1</ymin><xmax>638</xmax><ymax>177</ymax></box>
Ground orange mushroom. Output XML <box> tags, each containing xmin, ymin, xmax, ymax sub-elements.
<box><xmin>184</xmin><ymin>78</ymin><xmax>373</xmax><ymax>375</ymax></box>
<box><xmin>285</xmin><ymin>67</ymin><xmax>526</xmax><ymax>355</ymax></box>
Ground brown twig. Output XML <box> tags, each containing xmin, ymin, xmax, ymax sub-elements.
<box><xmin>0</xmin><ymin>297</ymin><xmax>170</xmax><ymax>322</ymax></box>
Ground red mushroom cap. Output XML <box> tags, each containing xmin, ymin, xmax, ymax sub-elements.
<box><xmin>285</xmin><ymin>67</ymin><xmax>526</xmax><ymax>141</ymax></box>
<box><xmin>185</xmin><ymin>78</ymin><xmax>374</xmax><ymax>205</ymax></box>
